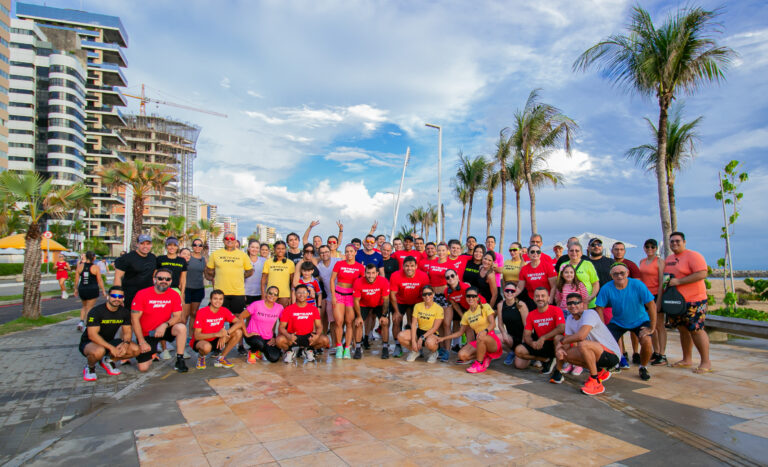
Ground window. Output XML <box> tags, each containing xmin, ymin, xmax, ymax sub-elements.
<box><xmin>10</xmin><ymin>129</ymin><xmax>34</xmax><ymax>135</ymax></box>
<box><xmin>10</xmin><ymin>143</ymin><xmax>34</xmax><ymax>148</ymax></box>
<box><xmin>10</xmin><ymin>115</ymin><xmax>33</xmax><ymax>122</ymax></box>
<box><xmin>10</xmin><ymin>42</ymin><xmax>34</xmax><ymax>51</ymax></box>
<box><xmin>9</xmin><ymin>88</ymin><xmax>33</xmax><ymax>95</ymax></box>
<box><xmin>9</xmin><ymin>102</ymin><xmax>34</xmax><ymax>108</ymax></box>
<box><xmin>10</xmin><ymin>74</ymin><xmax>34</xmax><ymax>81</ymax></box>
<box><xmin>10</xmin><ymin>61</ymin><xmax>33</xmax><ymax>68</ymax></box>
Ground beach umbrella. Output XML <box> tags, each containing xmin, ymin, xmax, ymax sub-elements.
<box><xmin>0</xmin><ymin>233</ymin><xmax>68</xmax><ymax>251</ymax></box>
<box><xmin>548</xmin><ymin>232</ymin><xmax>637</xmax><ymax>252</ymax></box>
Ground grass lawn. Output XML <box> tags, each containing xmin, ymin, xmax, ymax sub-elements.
<box><xmin>0</xmin><ymin>310</ymin><xmax>79</xmax><ymax>337</ymax></box>
<box><xmin>0</xmin><ymin>289</ymin><xmax>62</xmax><ymax>302</ymax></box>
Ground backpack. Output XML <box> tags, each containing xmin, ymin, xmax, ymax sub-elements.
<box><xmin>661</xmin><ymin>286</ymin><xmax>686</xmax><ymax>317</ymax></box>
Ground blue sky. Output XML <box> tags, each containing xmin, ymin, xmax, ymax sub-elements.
<box><xmin>20</xmin><ymin>1</ymin><xmax>768</xmax><ymax>268</ymax></box>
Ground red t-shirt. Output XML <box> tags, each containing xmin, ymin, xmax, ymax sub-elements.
<box><xmin>392</xmin><ymin>249</ymin><xmax>423</xmax><ymax>269</ymax></box>
<box><xmin>389</xmin><ymin>270</ymin><xmax>430</xmax><ymax>305</ymax></box>
<box><xmin>191</xmin><ymin>306</ymin><xmax>235</xmax><ymax>346</ymax></box>
<box><xmin>523</xmin><ymin>252</ymin><xmax>554</xmax><ymax>267</ymax></box>
<box><xmin>519</xmin><ymin>262</ymin><xmax>557</xmax><ymax>299</ymax></box>
<box><xmin>524</xmin><ymin>305</ymin><xmax>565</xmax><ymax>340</ymax></box>
<box><xmin>333</xmin><ymin>261</ymin><xmax>365</xmax><ymax>284</ymax></box>
<box><xmin>445</xmin><ymin>256</ymin><xmax>468</xmax><ymax>278</ymax></box>
<box><xmin>353</xmin><ymin>276</ymin><xmax>390</xmax><ymax>307</ymax></box>
<box><xmin>280</xmin><ymin>303</ymin><xmax>320</xmax><ymax>335</ymax></box>
<box><xmin>614</xmin><ymin>258</ymin><xmax>641</xmax><ymax>279</ymax></box>
<box><xmin>131</xmin><ymin>287</ymin><xmax>182</xmax><ymax>336</ymax></box>
<box><xmin>447</xmin><ymin>282</ymin><xmax>487</xmax><ymax>310</ymax></box>
<box><xmin>418</xmin><ymin>256</ymin><xmax>436</xmax><ymax>273</ymax></box>
<box><xmin>426</xmin><ymin>259</ymin><xmax>452</xmax><ymax>287</ymax></box>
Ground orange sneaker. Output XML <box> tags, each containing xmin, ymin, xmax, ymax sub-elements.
<box><xmin>597</xmin><ymin>369</ymin><xmax>611</xmax><ymax>382</ymax></box>
<box><xmin>247</xmin><ymin>351</ymin><xmax>258</xmax><ymax>364</ymax></box>
<box><xmin>581</xmin><ymin>377</ymin><xmax>605</xmax><ymax>396</ymax></box>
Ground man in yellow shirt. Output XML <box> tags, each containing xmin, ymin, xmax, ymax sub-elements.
<box><xmin>204</xmin><ymin>232</ymin><xmax>253</xmax><ymax>324</ymax></box>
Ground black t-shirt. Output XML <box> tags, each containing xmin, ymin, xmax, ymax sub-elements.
<box><xmin>80</xmin><ymin>303</ymin><xmax>131</xmax><ymax>345</ymax></box>
<box><xmin>156</xmin><ymin>255</ymin><xmax>187</xmax><ymax>289</ymax></box>
<box><xmin>555</xmin><ymin>254</ymin><xmax>588</xmax><ymax>273</ymax></box>
<box><xmin>588</xmin><ymin>255</ymin><xmax>614</xmax><ymax>287</ymax></box>
<box><xmin>382</xmin><ymin>257</ymin><xmax>399</xmax><ymax>280</ymax></box>
<box><xmin>462</xmin><ymin>260</ymin><xmax>482</xmax><ymax>288</ymax></box>
<box><xmin>287</xmin><ymin>251</ymin><xmax>303</xmax><ymax>264</ymax></box>
<box><xmin>115</xmin><ymin>251</ymin><xmax>157</xmax><ymax>295</ymax></box>
<box><xmin>501</xmin><ymin>301</ymin><xmax>524</xmax><ymax>340</ymax></box>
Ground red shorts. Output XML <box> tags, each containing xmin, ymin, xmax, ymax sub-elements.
<box><xmin>470</xmin><ymin>330</ymin><xmax>503</xmax><ymax>359</ymax></box>
<box><xmin>56</xmin><ymin>271</ymin><xmax>68</xmax><ymax>280</ymax></box>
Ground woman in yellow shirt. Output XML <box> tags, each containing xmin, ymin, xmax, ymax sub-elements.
<box><xmin>397</xmin><ymin>285</ymin><xmax>443</xmax><ymax>363</ymax></box>
<box><xmin>502</xmin><ymin>242</ymin><xmax>525</xmax><ymax>287</ymax></box>
<box><xmin>438</xmin><ymin>286</ymin><xmax>502</xmax><ymax>373</ymax></box>
<box><xmin>260</xmin><ymin>241</ymin><xmax>295</xmax><ymax>307</ymax></box>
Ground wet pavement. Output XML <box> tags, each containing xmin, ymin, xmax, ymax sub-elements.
<box><xmin>1</xmin><ymin>318</ymin><xmax>767</xmax><ymax>466</ymax></box>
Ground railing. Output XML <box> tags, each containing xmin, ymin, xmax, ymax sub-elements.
<box><xmin>706</xmin><ymin>315</ymin><xmax>768</xmax><ymax>339</ymax></box>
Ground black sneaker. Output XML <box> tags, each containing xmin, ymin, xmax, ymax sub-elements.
<box><xmin>632</xmin><ymin>352</ymin><xmax>641</xmax><ymax>365</ymax></box>
<box><xmin>549</xmin><ymin>369</ymin><xmax>564</xmax><ymax>384</ymax></box>
<box><xmin>651</xmin><ymin>354</ymin><xmax>667</xmax><ymax>366</ymax></box>
<box><xmin>237</xmin><ymin>345</ymin><xmax>247</xmax><ymax>355</ymax></box>
<box><xmin>210</xmin><ymin>348</ymin><xmax>221</xmax><ymax>358</ymax></box>
<box><xmin>541</xmin><ymin>359</ymin><xmax>556</xmax><ymax>375</ymax></box>
<box><xmin>639</xmin><ymin>367</ymin><xmax>651</xmax><ymax>381</ymax></box>
<box><xmin>174</xmin><ymin>358</ymin><xmax>189</xmax><ymax>373</ymax></box>
<box><xmin>381</xmin><ymin>346</ymin><xmax>389</xmax><ymax>359</ymax></box>
<box><xmin>362</xmin><ymin>336</ymin><xmax>370</xmax><ymax>350</ymax></box>
<box><xmin>353</xmin><ymin>347</ymin><xmax>362</xmax><ymax>359</ymax></box>
<box><xmin>451</xmin><ymin>344</ymin><xmax>461</xmax><ymax>353</ymax></box>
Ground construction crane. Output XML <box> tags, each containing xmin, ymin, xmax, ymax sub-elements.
<box><xmin>123</xmin><ymin>84</ymin><xmax>228</xmax><ymax>118</ymax></box>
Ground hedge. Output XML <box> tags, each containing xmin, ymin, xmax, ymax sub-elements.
<box><xmin>0</xmin><ymin>263</ymin><xmax>66</xmax><ymax>276</ymax></box>
<box><xmin>708</xmin><ymin>307</ymin><xmax>768</xmax><ymax>322</ymax></box>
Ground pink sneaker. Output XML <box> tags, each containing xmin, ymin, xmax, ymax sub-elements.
<box><xmin>562</xmin><ymin>363</ymin><xmax>573</xmax><ymax>374</ymax></box>
<box><xmin>571</xmin><ymin>365</ymin><xmax>584</xmax><ymax>376</ymax></box>
<box><xmin>467</xmin><ymin>360</ymin><xmax>487</xmax><ymax>374</ymax></box>
<box><xmin>481</xmin><ymin>356</ymin><xmax>491</xmax><ymax>370</ymax></box>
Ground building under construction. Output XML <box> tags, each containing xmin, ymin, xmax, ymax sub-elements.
<box><xmin>117</xmin><ymin>114</ymin><xmax>200</xmax><ymax>234</ymax></box>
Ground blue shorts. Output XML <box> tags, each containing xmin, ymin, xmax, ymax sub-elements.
<box><xmin>607</xmin><ymin>321</ymin><xmax>651</xmax><ymax>341</ymax></box>
<box><xmin>185</xmin><ymin>287</ymin><xmax>205</xmax><ymax>304</ymax></box>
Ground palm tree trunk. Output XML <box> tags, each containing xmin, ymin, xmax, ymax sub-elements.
<box><xmin>668</xmin><ymin>174</ymin><xmax>677</xmax><ymax>232</ymax></box>
<box><xmin>499</xmin><ymin>174</ymin><xmax>507</xmax><ymax>251</ymax></box>
<box><xmin>466</xmin><ymin>191</ymin><xmax>474</xmax><ymax>238</ymax></box>
<box><xmin>131</xmin><ymin>195</ymin><xmax>145</xmax><ymax>250</ymax></box>
<box><xmin>458</xmin><ymin>203</ymin><xmax>466</xmax><ymax>241</ymax></box>
<box><xmin>23</xmin><ymin>225</ymin><xmax>43</xmax><ymax>319</ymax></box>
<box><xmin>441</xmin><ymin>204</ymin><xmax>445</xmax><ymax>242</ymax></box>
<box><xmin>525</xmin><ymin>171</ymin><xmax>537</xmax><ymax>235</ymax></box>
<box><xmin>515</xmin><ymin>189</ymin><xmax>521</xmax><ymax>243</ymax></box>
<box><xmin>485</xmin><ymin>190</ymin><xmax>493</xmax><ymax>240</ymax></box>
<box><xmin>656</xmin><ymin>99</ymin><xmax>673</xmax><ymax>256</ymax></box>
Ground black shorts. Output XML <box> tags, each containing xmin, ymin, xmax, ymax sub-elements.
<box><xmin>597</xmin><ymin>350</ymin><xmax>620</xmax><ymax>369</ymax></box>
<box><xmin>78</xmin><ymin>286</ymin><xmax>100</xmax><ymax>301</ymax></box>
<box><xmin>194</xmin><ymin>337</ymin><xmax>224</xmax><ymax>352</ymax></box>
<box><xmin>522</xmin><ymin>340</ymin><xmax>556</xmax><ymax>359</ymax></box>
<box><xmin>434</xmin><ymin>293</ymin><xmax>450</xmax><ymax>307</ymax></box>
<box><xmin>244</xmin><ymin>335</ymin><xmax>281</xmax><ymax>362</ymax></box>
<box><xmin>394</xmin><ymin>304</ymin><xmax>414</xmax><ymax>318</ymax></box>
<box><xmin>360</xmin><ymin>306</ymin><xmax>384</xmax><ymax>320</ymax></box>
<box><xmin>185</xmin><ymin>287</ymin><xmax>205</xmax><ymax>304</ymax></box>
<box><xmin>136</xmin><ymin>327</ymin><xmax>176</xmax><ymax>363</ymax></box>
<box><xmin>295</xmin><ymin>333</ymin><xmax>311</xmax><ymax>348</ymax></box>
<box><xmin>79</xmin><ymin>337</ymin><xmax>122</xmax><ymax>356</ymax></box>
<box><xmin>223</xmin><ymin>295</ymin><xmax>246</xmax><ymax>315</ymax></box>
<box><xmin>415</xmin><ymin>328</ymin><xmax>438</xmax><ymax>339</ymax></box>
<box><xmin>607</xmin><ymin>321</ymin><xmax>651</xmax><ymax>341</ymax></box>
<box><xmin>245</xmin><ymin>295</ymin><xmax>262</xmax><ymax>306</ymax></box>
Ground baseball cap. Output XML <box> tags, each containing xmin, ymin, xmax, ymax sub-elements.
<box><xmin>137</xmin><ymin>234</ymin><xmax>152</xmax><ymax>244</ymax></box>
<box><xmin>553</xmin><ymin>242</ymin><xmax>564</xmax><ymax>249</ymax></box>
<box><xmin>165</xmin><ymin>237</ymin><xmax>179</xmax><ymax>246</ymax></box>
<box><xmin>588</xmin><ymin>237</ymin><xmax>602</xmax><ymax>246</ymax></box>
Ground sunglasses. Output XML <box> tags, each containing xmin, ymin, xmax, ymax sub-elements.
<box><xmin>365</xmin><ymin>240</ymin><xmax>375</xmax><ymax>244</ymax></box>
<box><xmin>529</xmin><ymin>250</ymin><xmax>541</xmax><ymax>254</ymax></box>
<box><xmin>224</xmin><ymin>237</ymin><xmax>236</xmax><ymax>241</ymax></box>
<box><xmin>266</xmin><ymin>291</ymin><xmax>278</xmax><ymax>297</ymax></box>
<box><xmin>566</xmin><ymin>301</ymin><xmax>582</xmax><ymax>306</ymax></box>
<box><xmin>644</xmin><ymin>245</ymin><xmax>657</xmax><ymax>249</ymax></box>
<box><xmin>304</xmin><ymin>250</ymin><xmax>314</xmax><ymax>254</ymax></box>
<box><xmin>504</xmin><ymin>289</ymin><xmax>515</xmax><ymax>294</ymax></box>
<box><xmin>445</xmin><ymin>273</ymin><xmax>456</xmax><ymax>279</ymax></box>
<box><xmin>509</xmin><ymin>248</ymin><xmax>519</xmax><ymax>252</ymax></box>
<box><xmin>192</xmin><ymin>243</ymin><xmax>203</xmax><ymax>247</ymax></box>
<box><xmin>328</xmin><ymin>240</ymin><xmax>338</xmax><ymax>244</ymax></box>
<box><xmin>156</xmin><ymin>276</ymin><xmax>172</xmax><ymax>282</ymax></box>
<box><xmin>422</xmin><ymin>292</ymin><xmax>434</xmax><ymax>297</ymax></box>
<box><xmin>465</xmin><ymin>294</ymin><xmax>478</xmax><ymax>299</ymax></box>
<box><xmin>109</xmin><ymin>293</ymin><xmax>125</xmax><ymax>299</ymax></box>
<box><xmin>590</xmin><ymin>243</ymin><xmax>602</xmax><ymax>247</ymax></box>
<box><xmin>611</xmin><ymin>271</ymin><xmax>627</xmax><ymax>276</ymax></box>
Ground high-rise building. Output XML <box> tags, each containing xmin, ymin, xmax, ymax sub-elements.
<box><xmin>8</xmin><ymin>19</ymin><xmax>88</xmax><ymax>186</ymax></box>
<box><xmin>255</xmin><ymin>223</ymin><xmax>277</xmax><ymax>244</ymax></box>
<box><xmin>209</xmin><ymin>215</ymin><xmax>237</xmax><ymax>251</ymax></box>
<box><xmin>0</xmin><ymin>0</ymin><xmax>10</xmax><ymax>171</ymax></box>
<box><xmin>17</xmin><ymin>3</ymin><xmax>128</xmax><ymax>255</ymax></box>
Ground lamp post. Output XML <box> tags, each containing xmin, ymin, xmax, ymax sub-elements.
<box><xmin>424</xmin><ymin>123</ymin><xmax>442</xmax><ymax>243</ymax></box>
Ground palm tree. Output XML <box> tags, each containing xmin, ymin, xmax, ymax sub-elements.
<box><xmin>626</xmin><ymin>105</ymin><xmax>702</xmax><ymax>231</ymax></box>
<box><xmin>574</xmin><ymin>5</ymin><xmax>735</xmax><ymax>254</ymax></box>
<box><xmin>396</xmin><ymin>225</ymin><xmax>415</xmax><ymax>239</ymax></box>
<box><xmin>508</xmin><ymin>149</ymin><xmax>565</xmax><ymax>244</ymax></box>
<box><xmin>483</xmin><ymin>167</ymin><xmax>500</xmax><ymax>240</ymax></box>
<box><xmin>407</xmin><ymin>208</ymin><xmax>422</xmax><ymax>238</ymax></box>
<box><xmin>195</xmin><ymin>218</ymin><xmax>222</xmax><ymax>251</ymax></box>
<box><xmin>154</xmin><ymin>215</ymin><xmax>188</xmax><ymax>244</ymax></box>
<box><xmin>455</xmin><ymin>152</ymin><xmax>487</xmax><ymax>239</ymax></box>
<box><xmin>99</xmin><ymin>160</ymin><xmax>176</xmax><ymax>249</ymax></box>
<box><xmin>0</xmin><ymin>172</ymin><xmax>90</xmax><ymax>319</ymax></box>
<box><xmin>491</xmin><ymin>129</ymin><xmax>514</xmax><ymax>250</ymax></box>
<box><xmin>66</xmin><ymin>189</ymin><xmax>92</xmax><ymax>249</ymax></box>
<box><xmin>511</xmin><ymin>89</ymin><xmax>577</xmax><ymax>235</ymax></box>
<box><xmin>0</xmin><ymin>191</ymin><xmax>24</xmax><ymax>237</ymax></box>
<box><xmin>425</xmin><ymin>204</ymin><xmax>438</xmax><ymax>241</ymax></box>
<box><xmin>453</xmin><ymin>182</ymin><xmax>469</xmax><ymax>241</ymax></box>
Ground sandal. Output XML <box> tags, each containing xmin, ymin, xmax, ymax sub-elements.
<box><xmin>692</xmin><ymin>367</ymin><xmax>713</xmax><ymax>374</ymax></box>
<box><xmin>670</xmin><ymin>361</ymin><xmax>693</xmax><ymax>368</ymax></box>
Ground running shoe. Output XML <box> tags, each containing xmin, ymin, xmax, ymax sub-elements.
<box><xmin>455</xmin><ymin>359</ymin><xmax>472</xmax><ymax>365</ymax></box>
<box><xmin>196</xmin><ymin>356</ymin><xmax>206</xmax><ymax>369</ymax></box>
<box><xmin>215</xmin><ymin>356</ymin><xmax>234</xmax><ymax>368</ymax></box>
<box><xmin>549</xmin><ymin>369</ymin><xmax>564</xmax><ymax>384</ymax></box>
<box><xmin>343</xmin><ymin>347</ymin><xmax>352</xmax><ymax>359</ymax></box>
<box><xmin>532</xmin><ymin>360</ymin><xmax>543</xmax><ymax>368</ymax></box>
<box><xmin>632</xmin><ymin>352</ymin><xmax>641</xmax><ymax>365</ymax></box>
<box><xmin>597</xmin><ymin>369</ymin><xmax>611</xmax><ymax>382</ymax></box>
<box><xmin>362</xmin><ymin>336</ymin><xmax>370</xmax><ymax>350</ymax></box>
<box><xmin>305</xmin><ymin>349</ymin><xmax>315</xmax><ymax>362</ymax></box>
<box><xmin>99</xmin><ymin>357</ymin><xmax>121</xmax><ymax>376</ymax></box>
<box><xmin>284</xmin><ymin>348</ymin><xmax>296</xmax><ymax>363</ymax></box>
<box><xmin>82</xmin><ymin>366</ymin><xmax>97</xmax><ymax>382</ymax></box>
<box><xmin>237</xmin><ymin>345</ymin><xmax>247</xmax><ymax>355</ymax></box>
<box><xmin>451</xmin><ymin>344</ymin><xmax>461</xmax><ymax>353</ymax></box>
<box><xmin>406</xmin><ymin>350</ymin><xmax>420</xmax><ymax>362</ymax></box>
<box><xmin>481</xmin><ymin>356</ymin><xmax>491</xmax><ymax>370</ymax></box>
<box><xmin>335</xmin><ymin>346</ymin><xmax>344</xmax><ymax>359</ymax></box>
<box><xmin>504</xmin><ymin>352</ymin><xmax>515</xmax><ymax>366</ymax></box>
<box><xmin>467</xmin><ymin>361</ymin><xmax>486</xmax><ymax>374</ymax></box>
<box><xmin>159</xmin><ymin>349</ymin><xmax>172</xmax><ymax>361</ymax></box>
<box><xmin>639</xmin><ymin>367</ymin><xmax>651</xmax><ymax>381</ymax></box>
<box><xmin>174</xmin><ymin>358</ymin><xmax>189</xmax><ymax>373</ymax></box>
<box><xmin>62</xmin><ymin>291</ymin><xmax>69</xmax><ymax>299</ymax></box>
<box><xmin>541</xmin><ymin>359</ymin><xmax>556</xmax><ymax>375</ymax></box>
<box><xmin>581</xmin><ymin>377</ymin><xmax>605</xmax><ymax>396</ymax></box>
<box><xmin>77</xmin><ymin>320</ymin><xmax>85</xmax><ymax>332</ymax></box>
<box><xmin>426</xmin><ymin>351</ymin><xmax>439</xmax><ymax>363</ymax></box>
<box><xmin>561</xmin><ymin>363</ymin><xmax>573</xmax><ymax>374</ymax></box>
<box><xmin>571</xmin><ymin>365</ymin><xmax>584</xmax><ymax>376</ymax></box>
<box><xmin>381</xmin><ymin>346</ymin><xmax>389</xmax><ymax>359</ymax></box>
<box><xmin>247</xmin><ymin>351</ymin><xmax>258</xmax><ymax>364</ymax></box>
<box><xmin>437</xmin><ymin>348</ymin><xmax>450</xmax><ymax>362</ymax></box>
<box><xmin>650</xmin><ymin>354</ymin><xmax>668</xmax><ymax>366</ymax></box>
<box><xmin>619</xmin><ymin>355</ymin><xmax>630</xmax><ymax>369</ymax></box>
<box><xmin>183</xmin><ymin>348</ymin><xmax>192</xmax><ymax>359</ymax></box>
<box><xmin>393</xmin><ymin>345</ymin><xmax>403</xmax><ymax>358</ymax></box>
<box><xmin>353</xmin><ymin>347</ymin><xmax>362</xmax><ymax>359</ymax></box>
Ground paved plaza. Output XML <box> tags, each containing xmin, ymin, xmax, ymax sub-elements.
<box><xmin>1</xmin><ymin>318</ymin><xmax>767</xmax><ymax>466</ymax></box>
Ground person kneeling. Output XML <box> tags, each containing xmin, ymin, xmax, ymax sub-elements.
<box><xmin>397</xmin><ymin>285</ymin><xmax>442</xmax><ymax>363</ymax></box>
<box><xmin>550</xmin><ymin>293</ymin><xmax>620</xmax><ymax>396</ymax></box>
<box><xmin>192</xmin><ymin>289</ymin><xmax>244</xmax><ymax>369</ymax></box>
<box><xmin>80</xmin><ymin>286</ymin><xmax>140</xmax><ymax>381</ymax></box>
<box><xmin>514</xmin><ymin>287</ymin><xmax>565</xmax><ymax>374</ymax></box>
<box><xmin>242</xmin><ymin>286</ymin><xmax>283</xmax><ymax>363</ymax></box>
<box><xmin>276</xmin><ymin>285</ymin><xmax>329</xmax><ymax>363</ymax></box>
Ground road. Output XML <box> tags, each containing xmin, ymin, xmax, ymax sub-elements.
<box><xmin>0</xmin><ymin>295</ymin><xmax>103</xmax><ymax>325</ymax></box>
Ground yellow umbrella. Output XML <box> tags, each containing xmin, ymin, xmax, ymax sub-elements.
<box><xmin>0</xmin><ymin>233</ymin><xmax>68</xmax><ymax>251</ymax></box>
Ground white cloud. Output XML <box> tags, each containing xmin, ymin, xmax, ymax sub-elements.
<box><xmin>247</xmin><ymin>90</ymin><xmax>263</xmax><ymax>98</ymax></box>
<box><xmin>219</xmin><ymin>77</ymin><xmax>231</xmax><ymax>89</ymax></box>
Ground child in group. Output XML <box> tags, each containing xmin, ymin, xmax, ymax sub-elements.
<box><xmin>295</xmin><ymin>261</ymin><xmax>322</xmax><ymax>308</ymax></box>
<box><xmin>551</xmin><ymin>264</ymin><xmax>589</xmax><ymax>376</ymax></box>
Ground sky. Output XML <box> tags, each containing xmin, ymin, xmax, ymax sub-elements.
<box><xmin>18</xmin><ymin>0</ymin><xmax>768</xmax><ymax>268</ymax></box>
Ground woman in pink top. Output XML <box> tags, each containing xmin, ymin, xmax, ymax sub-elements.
<box><xmin>485</xmin><ymin>236</ymin><xmax>504</xmax><ymax>288</ymax></box>
<box><xmin>242</xmin><ymin>286</ymin><xmax>284</xmax><ymax>363</ymax></box>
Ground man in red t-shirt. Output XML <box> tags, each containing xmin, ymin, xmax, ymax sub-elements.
<box><xmin>353</xmin><ymin>264</ymin><xmax>390</xmax><ymax>358</ymax></box>
<box><xmin>276</xmin><ymin>284</ymin><xmax>329</xmax><ymax>363</ymax></box>
<box><xmin>392</xmin><ymin>235</ymin><xmax>424</xmax><ymax>269</ymax></box>
<box><xmin>447</xmin><ymin>239</ymin><xmax>469</xmax><ymax>277</ymax></box>
<box><xmin>388</xmin><ymin>257</ymin><xmax>430</xmax><ymax>357</ymax></box>
<box><xmin>515</xmin><ymin>247</ymin><xmax>557</xmax><ymax>311</ymax></box>
<box><xmin>514</xmin><ymin>287</ymin><xmax>565</xmax><ymax>374</ymax></box>
<box><xmin>191</xmin><ymin>289</ymin><xmax>244</xmax><ymax>369</ymax></box>
<box><xmin>131</xmin><ymin>268</ymin><xmax>187</xmax><ymax>373</ymax></box>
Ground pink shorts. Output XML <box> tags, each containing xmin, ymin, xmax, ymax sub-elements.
<box><xmin>335</xmin><ymin>286</ymin><xmax>354</xmax><ymax>307</ymax></box>
<box><xmin>470</xmin><ymin>330</ymin><xmax>503</xmax><ymax>359</ymax></box>
<box><xmin>602</xmin><ymin>307</ymin><xmax>613</xmax><ymax>325</ymax></box>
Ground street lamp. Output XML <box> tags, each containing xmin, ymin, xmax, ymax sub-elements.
<box><xmin>425</xmin><ymin>123</ymin><xmax>442</xmax><ymax>243</ymax></box>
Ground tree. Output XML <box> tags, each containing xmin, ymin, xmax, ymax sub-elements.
<box><xmin>507</xmin><ymin>154</ymin><xmax>564</xmax><ymax>244</ymax></box>
<box><xmin>99</xmin><ymin>160</ymin><xmax>176</xmax><ymax>250</ymax></box>
<box><xmin>715</xmin><ymin>160</ymin><xmax>748</xmax><ymax>310</ymax></box>
<box><xmin>406</xmin><ymin>208</ymin><xmax>423</xmax><ymax>239</ymax></box>
<box><xmin>426</xmin><ymin>204</ymin><xmax>438</xmax><ymax>241</ymax></box>
<box><xmin>491</xmin><ymin>129</ymin><xmax>514</xmax><ymax>251</ymax></box>
<box><xmin>66</xmin><ymin>191</ymin><xmax>92</xmax><ymax>249</ymax></box>
<box><xmin>0</xmin><ymin>171</ymin><xmax>90</xmax><ymax>319</ymax></box>
<box><xmin>83</xmin><ymin>237</ymin><xmax>110</xmax><ymax>257</ymax></box>
<box><xmin>510</xmin><ymin>89</ymin><xmax>577</xmax><ymax>235</ymax></box>
<box><xmin>574</xmin><ymin>5</ymin><xmax>735</xmax><ymax>254</ymax></box>
<box><xmin>455</xmin><ymin>152</ymin><xmax>487</xmax><ymax>239</ymax></box>
<box><xmin>626</xmin><ymin>104</ymin><xmax>702</xmax><ymax>231</ymax></box>
<box><xmin>396</xmin><ymin>225</ymin><xmax>415</xmax><ymax>239</ymax></box>
<box><xmin>0</xmin><ymin>190</ymin><xmax>24</xmax><ymax>237</ymax></box>
<box><xmin>195</xmin><ymin>219</ymin><xmax>222</xmax><ymax>251</ymax></box>
<box><xmin>454</xmin><ymin>182</ymin><xmax>469</xmax><ymax>241</ymax></box>
<box><xmin>483</xmin><ymin>167</ymin><xmax>500</xmax><ymax>240</ymax></box>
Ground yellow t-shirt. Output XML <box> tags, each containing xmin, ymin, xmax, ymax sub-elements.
<box><xmin>502</xmin><ymin>259</ymin><xmax>524</xmax><ymax>283</ymax></box>
<box><xmin>262</xmin><ymin>258</ymin><xmax>295</xmax><ymax>298</ymax></box>
<box><xmin>206</xmin><ymin>248</ymin><xmax>253</xmax><ymax>295</ymax></box>
<box><xmin>413</xmin><ymin>301</ymin><xmax>444</xmax><ymax>332</ymax></box>
<box><xmin>460</xmin><ymin>303</ymin><xmax>495</xmax><ymax>334</ymax></box>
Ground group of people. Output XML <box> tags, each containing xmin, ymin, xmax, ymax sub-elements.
<box><xmin>77</xmin><ymin>221</ymin><xmax>712</xmax><ymax>397</ymax></box>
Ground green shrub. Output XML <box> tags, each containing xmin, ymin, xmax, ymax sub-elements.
<box><xmin>709</xmin><ymin>307</ymin><xmax>768</xmax><ymax>322</ymax></box>
<box><xmin>744</xmin><ymin>278</ymin><xmax>768</xmax><ymax>301</ymax></box>
<box><xmin>0</xmin><ymin>264</ymin><xmax>23</xmax><ymax>275</ymax></box>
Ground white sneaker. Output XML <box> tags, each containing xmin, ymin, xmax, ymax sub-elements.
<box><xmin>304</xmin><ymin>349</ymin><xmax>315</xmax><ymax>362</ymax></box>
<box><xmin>406</xmin><ymin>350</ymin><xmax>420</xmax><ymax>362</ymax></box>
<box><xmin>183</xmin><ymin>348</ymin><xmax>191</xmax><ymax>359</ymax></box>
<box><xmin>77</xmin><ymin>320</ymin><xmax>85</xmax><ymax>332</ymax></box>
<box><xmin>99</xmin><ymin>357</ymin><xmax>122</xmax><ymax>376</ymax></box>
<box><xmin>62</xmin><ymin>291</ymin><xmax>69</xmax><ymax>299</ymax></box>
<box><xmin>159</xmin><ymin>349</ymin><xmax>172</xmax><ymax>360</ymax></box>
<box><xmin>82</xmin><ymin>366</ymin><xmax>97</xmax><ymax>382</ymax></box>
<box><xmin>427</xmin><ymin>351</ymin><xmax>438</xmax><ymax>363</ymax></box>
<box><xmin>284</xmin><ymin>348</ymin><xmax>296</xmax><ymax>363</ymax></box>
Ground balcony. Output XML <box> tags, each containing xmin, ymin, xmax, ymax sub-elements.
<box><xmin>81</xmin><ymin>40</ymin><xmax>127</xmax><ymax>67</ymax></box>
<box><xmin>86</xmin><ymin>62</ymin><xmax>127</xmax><ymax>87</ymax></box>
<box><xmin>85</xmin><ymin>83</ymin><xmax>127</xmax><ymax>107</ymax></box>
<box><xmin>85</xmin><ymin>125</ymin><xmax>126</xmax><ymax>146</ymax></box>
<box><xmin>85</xmin><ymin>104</ymin><xmax>126</xmax><ymax>126</ymax></box>
<box><xmin>90</xmin><ymin>192</ymin><xmax>125</xmax><ymax>204</ymax></box>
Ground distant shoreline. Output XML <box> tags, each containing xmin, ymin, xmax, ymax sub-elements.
<box><xmin>709</xmin><ymin>270</ymin><xmax>767</xmax><ymax>278</ymax></box>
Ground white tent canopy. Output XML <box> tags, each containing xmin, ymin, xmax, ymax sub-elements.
<box><xmin>547</xmin><ymin>232</ymin><xmax>637</xmax><ymax>253</ymax></box>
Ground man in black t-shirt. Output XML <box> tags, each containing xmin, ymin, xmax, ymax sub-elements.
<box><xmin>587</xmin><ymin>238</ymin><xmax>614</xmax><ymax>287</ymax></box>
<box><xmin>80</xmin><ymin>286</ymin><xmax>140</xmax><ymax>382</ymax></box>
<box><xmin>286</xmin><ymin>232</ymin><xmax>303</xmax><ymax>264</ymax></box>
<box><xmin>381</xmin><ymin>242</ymin><xmax>399</xmax><ymax>280</ymax></box>
<box><xmin>114</xmin><ymin>234</ymin><xmax>157</xmax><ymax>309</ymax></box>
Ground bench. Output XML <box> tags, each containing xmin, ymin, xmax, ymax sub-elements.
<box><xmin>705</xmin><ymin>315</ymin><xmax>768</xmax><ymax>339</ymax></box>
